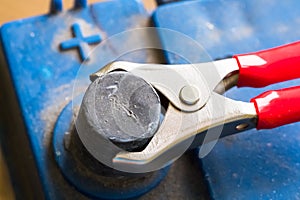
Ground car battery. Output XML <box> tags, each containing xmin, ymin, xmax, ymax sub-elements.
<box><xmin>2</xmin><ymin>0</ymin><xmax>300</xmax><ymax>199</ymax></box>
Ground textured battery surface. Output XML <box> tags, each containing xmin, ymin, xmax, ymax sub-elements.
<box><xmin>153</xmin><ymin>0</ymin><xmax>300</xmax><ymax>199</ymax></box>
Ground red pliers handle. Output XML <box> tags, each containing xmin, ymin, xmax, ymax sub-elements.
<box><xmin>234</xmin><ymin>41</ymin><xmax>300</xmax><ymax>129</ymax></box>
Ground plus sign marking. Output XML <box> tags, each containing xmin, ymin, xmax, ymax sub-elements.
<box><xmin>60</xmin><ymin>23</ymin><xmax>101</xmax><ymax>61</ymax></box>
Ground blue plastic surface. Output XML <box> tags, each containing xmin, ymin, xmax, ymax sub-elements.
<box><xmin>153</xmin><ymin>0</ymin><xmax>300</xmax><ymax>199</ymax></box>
<box><xmin>0</xmin><ymin>0</ymin><xmax>168</xmax><ymax>199</ymax></box>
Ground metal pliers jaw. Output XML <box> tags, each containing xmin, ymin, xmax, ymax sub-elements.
<box><xmin>91</xmin><ymin>41</ymin><xmax>300</xmax><ymax>173</ymax></box>
<box><xmin>91</xmin><ymin>59</ymin><xmax>256</xmax><ymax>172</ymax></box>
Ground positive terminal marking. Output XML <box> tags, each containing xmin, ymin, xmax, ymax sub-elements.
<box><xmin>60</xmin><ymin>23</ymin><xmax>101</xmax><ymax>61</ymax></box>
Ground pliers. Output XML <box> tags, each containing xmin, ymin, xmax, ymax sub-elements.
<box><xmin>91</xmin><ymin>41</ymin><xmax>300</xmax><ymax>173</ymax></box>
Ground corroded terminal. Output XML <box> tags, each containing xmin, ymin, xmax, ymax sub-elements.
<box><xmin>77</xmin><ymin>71</ymin><xmax>161</xmax><ymax>155</ymax></box>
